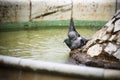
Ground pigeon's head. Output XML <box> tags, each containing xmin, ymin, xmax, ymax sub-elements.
<box><xmin>68</xmin><ymin>31</ymin><xmax>77</xmax><ymax>40</ymax></box>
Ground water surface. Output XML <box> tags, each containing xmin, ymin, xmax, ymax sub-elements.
<box><xmin>0</xmin><ymin>28</ymin><xmax>96</xmax><ymax>63</ymax></box>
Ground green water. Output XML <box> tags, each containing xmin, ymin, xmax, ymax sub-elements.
<box><xmin>0</xmin><ymin>28</ymin><xmax>96</xmax><ymax>63</ymax></box>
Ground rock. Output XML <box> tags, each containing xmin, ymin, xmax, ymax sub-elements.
<box><xmin>117</xmin><ymin>36</ymin><xmax>120</xmax><ymax>44</ymax></box>
<box><xmin>101</xmin><ymin>33</ymin><xmax>111</xmax><ymax>41</ymax></box>
<box><xmin>69</xmin><ymin>10</ymin><xmax>120</xmax><ymax>69</ymax></box>
<box><xmin>92</xmin><ymin>27</ymin><xmax>107</xmax><ymax>40</ymax></box>
<box><xmin>82</xmin><ymin>39</ymin><xmax>94</xmax><ymax>52</ymax></box>
<box><xmin>87</xmin><ymin>44</ymin><xmax>103</xmax><ymax>57</ymax></box>
<box><xmin>106</xmin><ymin>20</ymin><xmax>114</xmax><ymax>33</ymax></box>
<box><xmin>109</xmin><ymin>34</ymin><xmax>117</xmax><ymax>41</ymax></box>
<box><xmin>104</xmin><ymin>43</ymin><xmax>118</xmax><ymax>55</ymax></box>
<box><xmin>86</xmin><ymin>10</ymin><xmax>120</xmax><ymax>59</ymax></box>
<box><xmin>114</xmin><ymin>19</ymin><xmax>120</xmax><ymax>32</ymax></box>
<box><xmin>112</xmin><ymin>10</ymin><xmax>120</xmax><ymax>18</ymax></box>
<box><xmin>70</xmin><ymin>49</ymin><xmax>120</xmax><ymax>69</ymax></box>
<box><xmin>113</xmin><ymin>49</ymin><xmax>120</xmax><ymax>60</ymax></box>
<box><xmin>92</xmin><ymin>27</ymin><xmax>109</xmax><ymax>43</ymax></box>
<box><xmin>106</xmin><ymin>25</ymin><xmax>114</xmax><ymax>33</ymax></box>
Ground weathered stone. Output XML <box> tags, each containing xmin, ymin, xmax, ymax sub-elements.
<box><xmin>69</xmin><ymin>10</ymin><xmax>120</xmax><ymax>69</ymax></box>
<box><xmin>70</xmin><ymin>49</ymin><xmax>120</xmax><ymax>69</ymax></box>
<box><xmin>106</xmin><ymin>25</ymin><xmax>114</xmax><ymax>33</ymax></box>
<box><xmin>117</xmin><ymin>37</ymin><xmax>120</xmax><ymax>44</ymax></box>
<box><xmin>109</xmin><ymin>35</ymin><xmax>117</xmax><ymax>41</ymax></box>
<box><xmin>83</xmin><ymin>27</ymin><xmax>110</xmax><ymax>51</ymax></box>
<box><xmin>82</xmin><ymin>39</ymin><xmax>94</xmax><ymax>52</ymax></box>
<box><xmin>104</xmin><ymin>43</ymin><xmax>118</xmax><ymax>55</ymax></box>
<box><xmin>90</xmin><ymin>27</ymin><xmax>107</xmax><ymax>43</ymax></box>
<box><xmin>92</xmin><ymin>26</ymin><xmax>112</xmax><ymax>43</ymax></box>
<box><xmin>114</xmin><ymin>19</ymin><xmax>120</xmax><ymax>32</ymax></box>
<box><xmin>113</xmin><ymin>10</ymin><xmax>120</xmax><ymax>18</ymax></box>
<box><xmin>93</xmin><ymin>26</ymin><xmax>106</xmax><ymax>39</ymax></box>
<box><xmin>87</xmin><ymin>44</ymin><xmax>103</xmax><ymax>57</ymax></box>
<box><xmin>101</xmin><ymin>33</ymin><xmax>111</xmax><ymax>41</ymax></box>
<box><xmin>106</xmin><ymin>21</ymin><xmax>114</xmax><ymax>33</ymax></box>
<box><xmin>105</xmin><ymin>19</ymin><xmax>114</xmax><ymax>28</ymax></box>
<box><xmin>113</xmin><ymin>49</ymin><xmax>120</xmax><ymax>60</ymax></box>
<box><xmin>116</xmin><ymin>31</ymin><xmax>120</xmax><ymax>44</ymax></box>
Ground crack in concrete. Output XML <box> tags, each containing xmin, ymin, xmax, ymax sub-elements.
<box><xmin>34</xmin><ymin>10</ymin><xmax>58</xmax><ymax>19</ymax></box>
<box><xmin>31</xmin><ymin>2</ymin><xmax>72</xmax><ymax>20</ymax></box>
<box><xmin>29</xmin><ymin>0</ymin><xmax>32</xmax><ymax>21</ymax></box>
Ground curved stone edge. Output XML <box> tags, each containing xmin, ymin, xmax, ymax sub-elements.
<box><xmin>0</xmin><ymin>55</ymin><xmax>120</xmax><ymax>79</ymax></box>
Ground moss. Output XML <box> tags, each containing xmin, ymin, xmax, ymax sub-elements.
<box><xmin>0</xmin><ymin>20</ymin><xmax>107</xmax><ymax>31</ymax></box>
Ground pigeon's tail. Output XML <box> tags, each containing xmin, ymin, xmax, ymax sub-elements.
<box><xmin>69</xmin><ymin>17</ymin><xmax>80</xmax><ymax>37</ymax></box>
<box><xmin>69</xmin><ymin>17</ymin><xmax>75</xmax><ymax>31</ymax></box>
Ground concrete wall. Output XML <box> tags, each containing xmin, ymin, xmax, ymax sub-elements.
<box><xmin>0</xmin><ymin>0</ymin><xmax>119</xmax><ymax>22</ymax></box>
<box><xmin>31</xmin><ymin>0</ymin><xmax>71</xmax><ymax>21</ymax></box>
<box><xmin>73</xmin><ymin>0</ymin><xmax>116</xmax><ymax>21</ymax></box>
<box><xmin>0</xmin><ymin>0</ymin><xmax>30</xmax><ymax>22</ymax></box>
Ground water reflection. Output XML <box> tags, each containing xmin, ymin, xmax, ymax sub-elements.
<box><xmin>0</xmin><ymin>67</ymin><xmax>87</xmax><ymax>80</ymax></box>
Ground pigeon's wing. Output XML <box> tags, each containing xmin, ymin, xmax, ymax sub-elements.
<box><xmin>64</xmin><ymin>38</ymin><xmax>72</xmax><ymax>49</ymax></box>
<box><xmin>69</xmin><ymin>18</ymin><xmax>80</xmax><ymax>37</ymax></box>
<box><xmin>80</xmin><ymin>37</ymin><xmax>89</xmax><ymax>47</ymax></box>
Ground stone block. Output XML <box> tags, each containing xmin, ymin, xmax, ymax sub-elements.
<box><xmin>113</xmin><ymin>49</ymin><xmax>120</xmax><ymax>60</ymax></box>
<box><xmin>87</xmin><ymin>44</ymin><xmax>103</xmax><ymax>57</ymax></box>
<box><xmin>104</xmin><ymin>43</ymin><xmax>118</xmax><ymax>55</ymax></box>
<box><xmin>0</xmin><ymin>0</ymin><xmax>30</xmax><ymax>22</ymax></box>
<box><xmin>101</xmin><ymin>33</ymin><xmax>111</xmax><ymax>41</ymax></box>
<box><xmin>109</xmin><ymin>34</ymin><xmax>117</xmax><ymax>41</ymax></box>
<box><xmin>114</xmin><ymin>18</ymin><xmax>120</xmax><ymax>32</ymax></box>
<box><xmin>31</xmin><ymin>0</ymin><xmax>71</xmax><ymax>21</ymax></box>
<box><xmin>91</xmin><ymin>28</ymin><xmax>104</xmax><ymax>41</ymax></box>
<box><xmin>92</xmin><ymin>26</ymin><xmax>108</xmax><ymax>43</ymax></box>
<box><xmin>117</xmin><ymin>36</ymin><xmax>120</xmax><ymax>44</ymax></box>
<box><xmin>106</xmin><ymin>20</ymin><xmax>114</xmax><ymax>33</ymax></box>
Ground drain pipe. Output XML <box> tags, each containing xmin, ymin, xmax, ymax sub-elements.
<box><xmin>0</xmin><ymin>55</ymin><xmax>120</xmax><ymax>80</ymax></box>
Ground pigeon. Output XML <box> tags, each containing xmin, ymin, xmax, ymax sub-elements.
<box><xmin>64</xmin><ymin>18</ymin><xmax>88</xmax><ymax>50</ymax></box>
